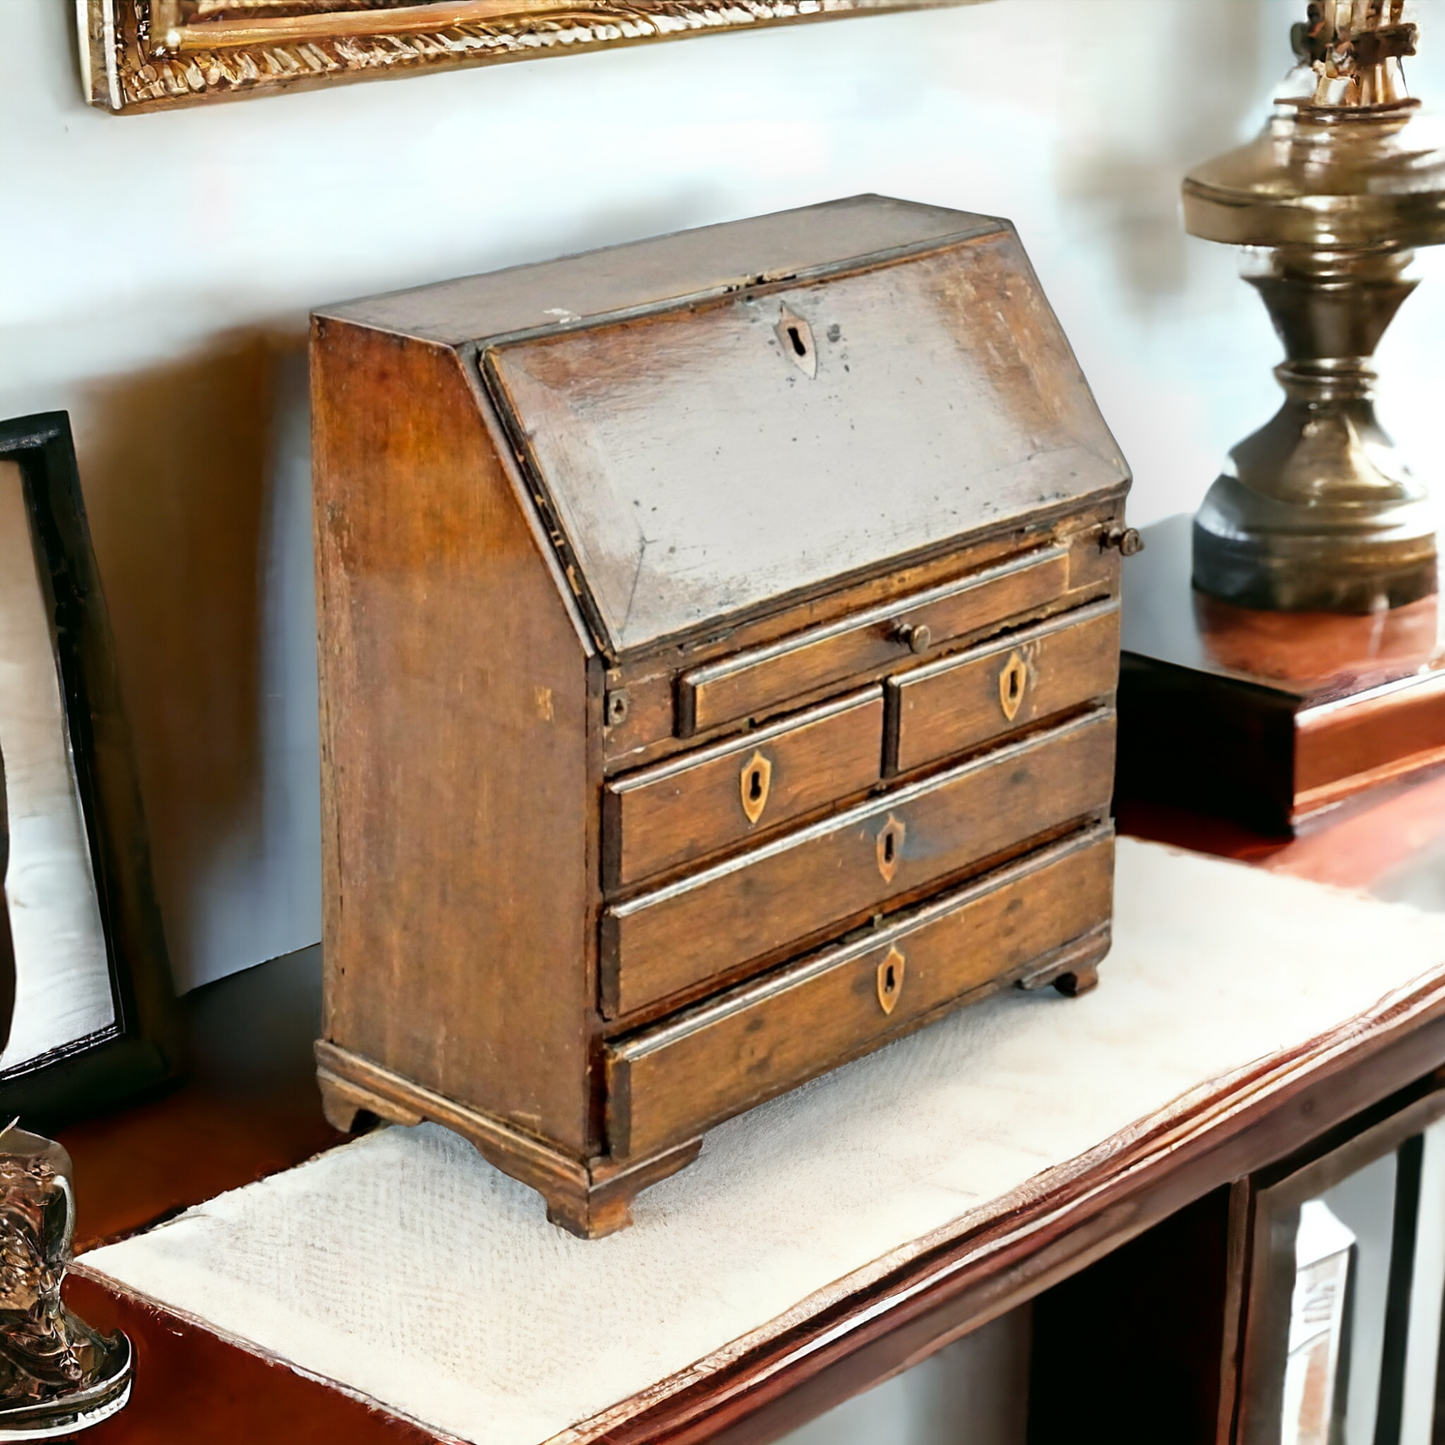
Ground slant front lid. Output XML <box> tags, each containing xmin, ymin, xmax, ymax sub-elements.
<box><xmin>484</xmin><ymin>225</ymin><xmax>1128</xmax><ymax>657</ymax></box>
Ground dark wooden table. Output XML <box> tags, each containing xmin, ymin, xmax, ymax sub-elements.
<box><xmin>61</xmin><ymin>771</ymin><xmax>1445</xmax><ymax>1444</ymax></box>
<box><xmin>62</xmin><ymin>945</ymin><xmax>438</xmax><ymax>1443</ymax></box>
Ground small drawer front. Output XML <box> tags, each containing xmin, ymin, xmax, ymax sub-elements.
<box><xmin>606</xmin><ymin>826</ymin><xmax>1115</xmax><ymax>1158</ymax></box>
<box><xmin>605</xmin><ymin>691</ymin><xmax>883</xmax><ymax>890</ymax></box>
<box><xmin>678</xmin><ymin>546</ymin><xmax>1069</xmax><ymax>736</ymax></box>
<box><xmin>601</xmin><ymin>708</ymin><xmax>1115</xmax><ymax>1019</ymax></box>
<box><xmin>890</xmin><ymin>601</ymin><xmax>1120</xmax><ymax>775</ymax></box>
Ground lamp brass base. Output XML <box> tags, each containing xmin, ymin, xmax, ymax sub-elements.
<box><xmin>1186</xmin><ymin>245</ymin><xmax>1439</xmax><ymax>614</ymax></box>
<box><xmin>1193</xmin><ymin>471</ymin><xmax>1438</xmax><ymax>614</ymax></box>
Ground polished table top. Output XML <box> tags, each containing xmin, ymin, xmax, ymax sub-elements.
<box><xmin>58</xmin><ymin>771</ymin><xmax>1445</xmax><ymax>1445</ymax></box>
<box><xmin>1122</xmin><ymin>515</ymin><xmax>1445</xmax><ymax>701</ymax></box>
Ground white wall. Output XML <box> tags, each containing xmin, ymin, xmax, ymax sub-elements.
<box><xmin>6</xmin><ymin>0</ymin><xmax>1445</xmax><ymax>988</ymax></box>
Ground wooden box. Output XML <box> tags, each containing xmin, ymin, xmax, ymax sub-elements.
<box><xmin>310</xmin><ymin>196</ymin><xmax>1133</xmax><ymax>1236</ymax></box>
<box><xmin>1118</xmin><ymin>516</ymin><xmax>1445</xmax><ymax>834</ymax></box>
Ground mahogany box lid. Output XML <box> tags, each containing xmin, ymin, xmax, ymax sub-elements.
<box><xmin>317</xmin><ymin>195</ymin><xmax>1130</xmax><ymax>659</ymax></box>
<box><xmin>1117</xmin><ymin>514</ymin><xmax>1445</xmax><ymax>831</ymax></box>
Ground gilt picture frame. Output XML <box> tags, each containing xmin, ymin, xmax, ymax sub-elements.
<box><xmin>78</xmin><ymin>0</ymin><xmax>988</xmax><ymax>113</ymax></box>
<box><xmin>0</xmin><ymin>413</ymin><xmax>176</xmax><ymax>1126</ymax></box>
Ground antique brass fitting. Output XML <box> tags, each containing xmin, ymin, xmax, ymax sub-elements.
<box><xmin>1185</xmin><ymin>0</ymin><xmax>1445</xmax><ymax>612</ymax></box>
<box><xmin>0</xmin><ymin>1126</ymin><xmax>132</xmax><ymax>1437</ymax></box>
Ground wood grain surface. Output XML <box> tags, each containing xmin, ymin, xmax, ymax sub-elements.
<box><xmin>602</xmin><ymin>710</ymin><xmax>1116</xmax><ymax>1019</ymax></box>
<box><xmin>604</xmin><ymin>691</ymin><xmax>883</xmax><ymax>891</ymax></box>
<box><xmin>64</xmin><ymin>1274</ymin><xmax>440</xmax><ymax>1445</ymax></box>
<box><xmin>325</xmin><ymin>199</ymin><xmax>999</xmax><ymax>349</ymax></box>
<box><xmin>484</xmin><ymin>233</ymin><xmax>1127</xmax><ymax>656</ymax></box>
<box><xmin>679</xmin><ymin>548</ymin><xmax>1070</xmax><ymax>736</ymax></box>
<box><xmin>607</xmin><ymin>828</ymin><xmax>1114</xmax><ymax>1158</ymax></box>
<box><xmin>312</xmin><ymin>322</ymin><xmax>596</xmax><ymax>1154</ymax></box>
<box><xmin>1119</xmin><ymin>515</ymin><xmax>1445</xmax><ymax>831</ymax></box>
<box><xmin>311</xmin><ymin>201</ymin><xmax>1130</xmax><ymax>1232</ymax></box>
<box><xmin>601</xmin><ymin>508</ymin><xmax>1120</xmax><ymax>771</ymax></box>
<box><xmin>1296</xmin><ymin>670</ymin><xmax>1445</xmax><ymax>809</ymax></box>
<box><xmin>889</xmin><ymin>600</ymin><xmax>1119</xmax><ymax>775</ymax></box>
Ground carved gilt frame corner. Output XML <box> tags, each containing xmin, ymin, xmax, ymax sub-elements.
<box><xmin>79</xmin><ymin>0</ymin><xmax>986</xmax><ymax>113</ymax></box>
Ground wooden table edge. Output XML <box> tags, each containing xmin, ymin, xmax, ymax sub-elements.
<box><xmin>551</xmin><ymin>969</ymin><xmax>1445</xmax><ymax>1445</ymax></box>
<box><xmin>66</xmin><ymin>921</ymin><xmax>1445</xmax><ymax>1445</ymax></box>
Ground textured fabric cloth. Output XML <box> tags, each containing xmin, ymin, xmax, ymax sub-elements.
<box><xmin>81</xmin><ymin>840</ymin><xmax>1445</xmax><ymax>1445</ymax></box>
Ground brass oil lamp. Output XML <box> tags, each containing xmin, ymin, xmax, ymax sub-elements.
<box><xmin>1186</xmin><ymin>0</ymin><xmax>1445</xmax><ymax>612</ymax></box>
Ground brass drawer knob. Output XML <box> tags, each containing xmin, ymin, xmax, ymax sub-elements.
<box><xmin>876</xmin><ymin>815</ymin><xmax>906</xmax><ymax>883</ymax></box>
<box><xmin>739</xmin><ymin>751</ymin><xmax>773</xmax><ymax>825</ymax></box>
<box><xmin>1101</xmin><ymin>526</ymin><xmax>1144</xmax><ymax>557</ymax></box>
<box><xmin>892</xmin><ymin>621</ymin><xmax>932</xmax><ymax>655</ymax></box>
<box><xmin>877</xmin><ymin>947</ymin><xmax>906</xmax><ymax>1014</ymax></box>
<box><xmin>999</xmin><ymin>651</ymin><xmax>1028</xmax><ymax>722</ymax></box>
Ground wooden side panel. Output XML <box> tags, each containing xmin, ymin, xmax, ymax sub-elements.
<box><xmin>312</xmin><ymin>320</ymin><xmax>593</xmax><ymax>1153</ymax></box>
<box><xmin>1115</xmin><ymin>655</ymin><xmax>1299</xmax><ymax>836</ymax></box>
<box><xmin>603</xmin><ymin>710</ymin><xmax>1116</xmax><ymax>1019</ymax></box>
<box><xmin>604</xmin><ymin>690</ymin><xmax>883</xmax><ymax>890</ymax></box>
<box><xmin>1066</xmin><ymin>526</ymin><xmax>1124</xmax><ymax>595</ymax></box>
<box><xmin>890</xmin><ymin>602</ymin><xmax>1120</xmax><ymax>774</ymax></box>
<box><xmin>608</xmin><ymin>829</ymin><xmax>1114</xmax><ymax>1158</ymax></box>
<box><xmin>1027</xmin><ymin>1186</ymin><xmax>1231</xmax><ymax>1445</ymax></box>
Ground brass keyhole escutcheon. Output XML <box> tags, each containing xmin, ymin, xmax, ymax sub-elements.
<box><xmin>876</xmin><ymin>815</ymin><xmax>906</xmax><ymax>884</ymax></box>
<box><xmin>775</xmin><ymin>305</ymin><xmax>818</xmax><ymax>379</ymax></box>
<box><xmin>999</xmin><ymin>652</ymin><xmax>1028</xmax><ymax>723</ymax></box>
<box><xmin>740</xmin><ymin>751</ymin><xmax>773</xmax><ymax>825</ymax></box>
<box><xmin>877</xmin><ymin>947</ymin><xmax>906</xmax><ymax>1015</ymax></box>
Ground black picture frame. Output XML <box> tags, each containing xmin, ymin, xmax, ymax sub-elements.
<box><xmin>0</xmin><ymin>412</ymin><xmax>177</xmax><ymax>1126</ymax></box>
<box><xmin>1227</xmin><ymin>1078</ymin><xmax>1445</xmax><ymax>1445</ymax></box>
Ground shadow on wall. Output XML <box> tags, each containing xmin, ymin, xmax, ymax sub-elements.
<box><xmin>44</xmin><ymin>191</ymin><xmax>730</xmax><ymax>994</ymax></box>
<box><xmin>74</xmin><ymin>329</ymin><xmax>314</xmax><ymax>989</ymax></box>
<box><xmin>1056</xmin><ymin>0</ymin><xmax>1283</xmax><ymax>307</ymax></box>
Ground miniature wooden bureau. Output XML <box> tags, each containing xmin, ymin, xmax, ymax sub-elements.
<box><xmin>310</xmin><ymin>196</ymin><xmax>1134</xmax><ymax>1237</ymax></box>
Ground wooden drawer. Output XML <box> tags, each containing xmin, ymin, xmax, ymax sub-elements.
<box><xmin>606</xmin><ymin>825</ymin><xmax>1115</xmax><ymax>1158</ymax></box>
<box><xmin>604</xmin><ymin>691</ymin><xmax>883</xmax><ymax>890</ymax></box>
<box><xmin>889</xmin><ymin>600</ymin><xmax>1120</xmax><ymax>775</ymax></box>
<box><xmin>677</xmin><ymin>545</ymin><xmax>1070</xmax><ymax>736</ymax></box>
<box><xmin>601</xmin><ymin>708</ymin><xmax>1115</xmax><ymax>1018</ymax></box>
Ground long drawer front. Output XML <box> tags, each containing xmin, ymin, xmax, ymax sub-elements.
<box><xmin>600</xmin><ymin>708</ymin><xmax>1116</xmax><ymax>1019</ymax></box>
<box><xmin>606</xmin><ymin>825</ymin><xmax>1115</xmax><ymax>1158</ymax></box>
<box><xmin>678</xmin><ymin>545</ymin><xmax>1070</xmax><ymax>735</ymax></box>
